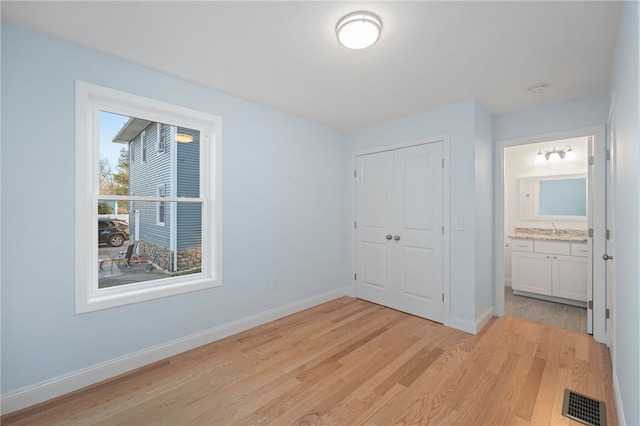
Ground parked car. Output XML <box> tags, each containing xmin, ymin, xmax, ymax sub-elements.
<box><xmin>99</xmin><ymin>218</ymin><xmax>130</xmax><ymax>247</ymax></box>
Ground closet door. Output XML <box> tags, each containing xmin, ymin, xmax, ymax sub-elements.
<box><xmin>355</xmin><ymin>142</ymin><xmax>444</xmax><ymax>322</ymax></box>
<box><xmin>354</xmin><ymin>150</ymin><xmax>395</xmax><ymax>308</ymax></box>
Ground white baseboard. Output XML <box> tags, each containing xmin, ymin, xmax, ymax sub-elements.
<box><xmin>612</xmin><ymin>370</ymin><xmax>626</xmax><ymax>426</ymax></box>
<box><xmin>446</xmin><ymin>315</ymin><xmax>476</xmax><ymax>334</ymax></box>
<box><xmin>345</xmin><ymin>285</ymin><xmax>355</xmax><ymax>297</ymax></box>
<box><xmin>1</xmin><ymin>288</ymin><xmax>348</xmax><ymax>415</ymax></box>
<box><xmin>475</xmin><ymin>306</ymin><xmax>494</xmax><ymax>333</ymax></box>
<box><xmin>447</xmin><ymin>306</ymin><xmax>494</xmax><ymax>335</ymax></box>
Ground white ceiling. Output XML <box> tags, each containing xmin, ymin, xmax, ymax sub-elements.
<box><xmin>1</xmin><ymin>1</ymin><xmax>622</xmax><ymax>131</ymax></box>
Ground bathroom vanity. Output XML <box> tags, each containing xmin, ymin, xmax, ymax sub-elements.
<box><xmin>510</xmin><ymin>228</ymin><xmax>588</xmax><ymax>306</ymax></box>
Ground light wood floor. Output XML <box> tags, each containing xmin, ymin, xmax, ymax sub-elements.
<box><xmin>3</xmin><ymin>297</ymin><xmax>617</xmax><ymax>425</ymax></box>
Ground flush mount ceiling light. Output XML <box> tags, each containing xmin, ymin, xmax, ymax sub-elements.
<box><xmin>336</xmin><ymin>11</ymin><xmax>382</xmax><ymax>50</ymax></box>
<box><xmin>176</xmin><ymin>133</ymin><xmax>194</xmax><ymax>143</ymax></box>
<box><xmin>534</xmin><ymin>145</ymin><xmax>576</xmax><ymax>164</ymax></box>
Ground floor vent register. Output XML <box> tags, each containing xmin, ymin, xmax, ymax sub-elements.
<box><xmin>562</xmin><ymin>388</ymin><xmax>606</xmax><ymax>426</ymax></box>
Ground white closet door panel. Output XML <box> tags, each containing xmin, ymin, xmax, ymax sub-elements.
<box><xmin>401</xmin><ymin>246</ymin><xmax>434</xmax><ymax>298</ymax></box>
<box><xmin>393</xmin><ymin>143</ymin><xmax>444</xmax><ymax>321</ymax></box>
<box><xmin>362</xmin><ymin>242</ymin><xmax>388</xmax><ymax>289</ymax></box>
<box><xmin>402</xmin><ymin>156</ymin><xmax>434</xmax><ymax>230</ymax></box>
<box><xmin>362</xmin><ymin>159</ymin><xmax>389</xmax><ymax>229</ymax></box>
<box><xmin>355</xmin><ymin>151</ymin><xmax>394</xmax><ymax>303</ymax></box>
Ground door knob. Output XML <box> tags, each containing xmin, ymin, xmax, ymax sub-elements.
<box><xmin>394</xmin><ymin>235</ymin><xmax>401</xmax><ymax>241</ymax></box>
<box><xmin>602</xmin><ymin>253</ymin><xmax>613</xmax><ymax>261</ymax></box>
<box><xmin>386</xmin><ymin>234</ymin><xmax>392</xmax><ymax>240</ymax></box>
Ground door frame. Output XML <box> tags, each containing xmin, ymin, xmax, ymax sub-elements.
<box><xmin>606</xmin><ymin>98</ymin><xmax>616</xmax><ymax>350</ymax></box>
<box><xmin>351</xmin><ymin>135</ymin><xmax>450</xmax><ymax>325</ymax></box>
<box><xmin>494</xmin><ymin>125</ymin><xmax>608</xmax><ymax>344</ymax></box>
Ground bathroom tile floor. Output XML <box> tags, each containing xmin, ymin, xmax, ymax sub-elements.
<box><xmin>505</xmin><ymin>287</ymin><xmax>587</xmax><ymax>334</ymax></box>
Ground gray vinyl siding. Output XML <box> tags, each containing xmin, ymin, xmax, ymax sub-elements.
<box><xmin>127</xmin><ymin>124</ymin><xmax>201</xmax><ymax>252</ymax></box>
<box><xmin>176</xmin><ymin>127</ymin><xmax>201</xmax><ymax>250</ymax></box>
<box><xmin>177</xmin><ymin>203</ymin><xmax>202</xmax><ymax>250</ymax></box>
<box><xmin>129</xmin><ymin>123</ymin><xmax>171</xmax><ymax>250</ymax></box>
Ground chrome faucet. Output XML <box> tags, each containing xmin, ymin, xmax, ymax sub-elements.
<box><xmin>551</xmin><ymin>222</ymin><xmax>556</xmax><ymax>236</ymax></box>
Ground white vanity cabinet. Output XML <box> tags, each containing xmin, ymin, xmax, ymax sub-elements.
<box><xmin>511</xmin><ymin>239</ymin><xmax>588</xmax><ymax>303</ymax></box>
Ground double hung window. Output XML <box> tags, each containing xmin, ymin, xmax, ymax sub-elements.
<box><xmin>75</xmin><ymin>81</ymin><xmax>222</xmax><ymax>313</ymax></box>
<box><xmin>141</xmin><ymin>130</ymin><xmax>147</xmax><ymax>163</ymax></box>
<box><xmin>157</xmin><ymin>184</ymin><xmax>166</xmax><ymax>226</ymax></box>
<box><xmin>157</xmin><ymin>123</ymin><xmax>167</xmax><ymax>154</ymax></box>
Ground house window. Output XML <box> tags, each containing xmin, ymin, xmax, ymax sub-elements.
<box><xmin>157</xmin><ymin>184</ymin><xmax>166</xmax><ymax>226</ymax></box>
<box><xmin>141</xmin><ymin>130</ymin><xmax>147</xmax><ymax>163</ymax></box>
<box><xmin>75</xmin><ymin>81</ymin><xmax>223</xmax><ymax>314</ymax></box>
<box><xmin>157</xmin><ymin>123</ymin><xmax>166</xmax><ymax>154</ymax></box>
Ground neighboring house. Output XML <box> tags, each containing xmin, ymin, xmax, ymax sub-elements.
<box><xmin>112</xmin><ymin>118</ymin><xmax>202</xmax><ymax>272</ymax></box>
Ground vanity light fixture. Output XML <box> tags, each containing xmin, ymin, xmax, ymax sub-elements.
<box><xmin>336</xmin><ymin>11</ymin><xmax>382</xmax><ymax>50</ymax></box>
<box><xmin>534</xmin><ymin>145</ymin><xmax>576</xmax><ymax>164</ymax></box>
<box><xmin>548</xmin><ymin>149</ymin><xmax>561</xmax><ymax>162</ymax></box>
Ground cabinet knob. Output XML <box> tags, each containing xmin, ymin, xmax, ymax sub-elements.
<box><xmin>386</xmin><ymin>234</ymin><xmax>392</xmax><ymax>240</ymax></box>
<box><xmin>394</xmin><ymin>235</ymin><xmax>401</xmax><ymax>241</ymax></box>
<box><xmin>602</xmin><ymin>253</ymin><xmax>613</xmax><ymax>261</ymax></box>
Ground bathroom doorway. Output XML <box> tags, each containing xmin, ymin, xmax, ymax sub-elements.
<box><xmin>495</xmin><ymin>127</ymin><xmax>607</xmax><ymax>342</ymax></box>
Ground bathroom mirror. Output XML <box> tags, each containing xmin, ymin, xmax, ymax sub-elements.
<box><xmin>519</xmin><ymin>174</ymin><xmax>587</xmax><ymax>220</ymax></box>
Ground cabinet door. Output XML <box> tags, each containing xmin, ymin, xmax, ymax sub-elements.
<box><xmin>553</xmin><ymin>255</ymin><xmax>588</xmax><ymax>301</ymax></box>
<box><xmin>512</xmin><ymin>251</ymin><xmax>552</xmax><ymax>295</ymax></box>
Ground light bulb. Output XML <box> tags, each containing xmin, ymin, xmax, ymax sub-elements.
<box><xmin>565</xmin><ymin>147</ymin><xmax>576</xmax><ymax>161</ymax></box>
<box><xmin>548</xmin><ymin>151</ymin><xmax>561</xmax><ymax>162</ymax></box>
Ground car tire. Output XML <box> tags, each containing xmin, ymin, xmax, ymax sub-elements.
<box><xmin>108</xmin><ymin>234</ymin><xmax>125</xmax><ymax>247</ymax></box>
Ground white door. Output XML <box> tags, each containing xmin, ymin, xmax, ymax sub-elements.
<box><xmin>589</xmin><ymin>128</ymin><xmax>608</xmax><ymax>343</ymax></box>
<box><xmin>587</xmin><ymin>138</ymin><xmax>595</xmax><ymax>334</ymax></box>
<box><xmin>355</xmin><ymin>142</ymin><xmax>444</xmax><ymax>322</ymax></box>
<box><xmin>354</xmin><ymin>150</ymin><xmax>394</xmax><ymax>307</ymax></box>
<box><xmin>605</xmin><ymin>107</ymin><xmax>616</xmax><ymax>347</ymax></box>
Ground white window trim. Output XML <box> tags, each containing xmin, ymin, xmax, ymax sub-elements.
<box><xmin>156</xmin><ymin>184</ymin><xmax>166</xmax><ymax>226</ymax></box>
<box><xmin>75</xmin><ymin>80</ymin><xmax>223</xmax><ymax>314</ymax></box>
<box><xmin>141</xmin><ymin>130</ymin><xmax>147</xmax><ymax>163</ymax></box>
<box><xmin>157</xmin><ymin>123</ymin><xmax>166</xmax><ymax>154</ymax></box>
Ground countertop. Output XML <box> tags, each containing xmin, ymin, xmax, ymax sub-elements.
<box><xmin>508</xmin><ymin>227</ymin><xmax>588</xmax><ymax>243</ymax></box>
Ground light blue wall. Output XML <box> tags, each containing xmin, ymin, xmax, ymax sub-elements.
<box><xmin>493</xmin><ymin>92</ymin><xmax>610</xmax><ymax>142</ymax></box>
<box><xmin>473</xmin><ymin>103</ymin><xmax>494</xmax><ymax>317</ymax></box>
<box><xmin>344</xmin><ymin>101</ymin><xmax>485</xmax><ymax>326</ymax></box>
<box><xmin>609</xmin><ymin>2</ymin><xmax>640</xmax><ymax>424</ymax></box>
<box><xmin>0</xmin><ymin>25</ymin><xmax>345</xmax><ymax>394</ymax></box>
<box><xmin>3</xmin><ymin>17</ymin><xmax>636</xmax><ymax>419</ymax></box>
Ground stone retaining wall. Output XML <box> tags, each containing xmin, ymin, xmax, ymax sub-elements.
<box><xmin>137</xmin><ymin>240</ymin><xmax>202</xmax><ymax>273</ymax></box>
